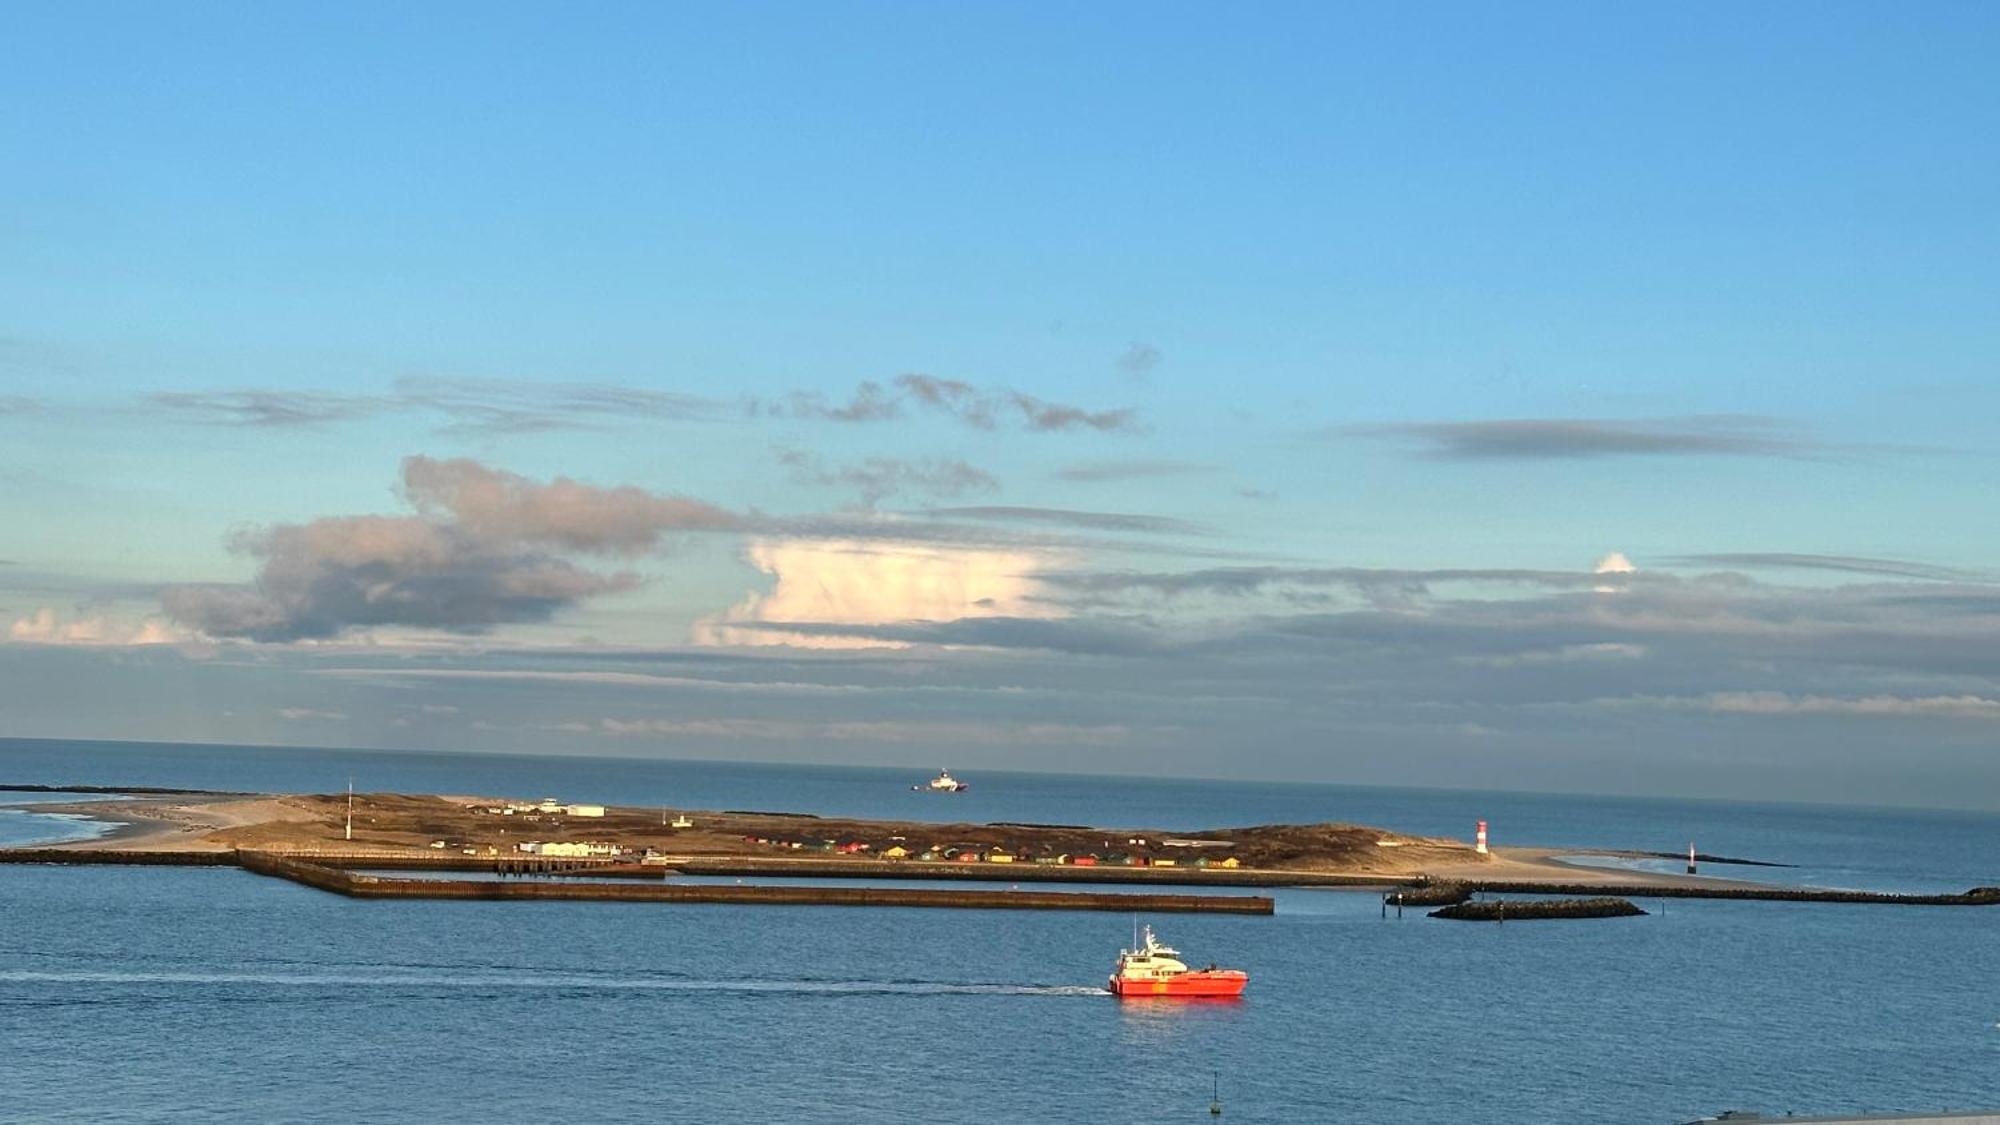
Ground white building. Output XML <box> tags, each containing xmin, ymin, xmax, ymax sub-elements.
<box><xmin>519</xmin><ymin>841</ymin><xmax>619</xmax><ymax>858</ymax></box>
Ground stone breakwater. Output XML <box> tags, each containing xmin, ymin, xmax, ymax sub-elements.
<box><xmin>1431</xmin><ymin>879</ymin><xmax>2000</xmax><ymax>907</ymax></box>
<box><xmin>1430</xmin><ymin>897</ymin><xmax>1648</xmax><ymax>921</ymax></box>
<box><xmin>0</xmin><ymin>848</ymin><xmax>238</xmax><ymax>866</ymax></box>
<box><xmin>1384</xmin><ymin>884</ymin><xmax>1475</xmax><ymax>907</ymax></box>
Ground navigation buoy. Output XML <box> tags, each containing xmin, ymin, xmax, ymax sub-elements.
<box><xmin>1475</xmin><ymin>820</ymin><xmax>1488</xmax><ymax>855</ymax></box>
<box><xmin>1210</xmin><ymin>1072</ymin><xmax>1222</xmax><ymax>1115</ymax></box>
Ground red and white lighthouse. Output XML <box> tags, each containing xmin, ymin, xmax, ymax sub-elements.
<box><xmin>1475</xmin><ymin>820</ymin><xmax>1489</xmax><ymax>855</ymax></box>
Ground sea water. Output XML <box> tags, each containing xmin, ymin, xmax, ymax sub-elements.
<box><xmin>2</xmin><ymin>737</ymin><xmax>1997</xmax><ymax>1123</ymax></box>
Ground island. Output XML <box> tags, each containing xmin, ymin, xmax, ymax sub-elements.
<box><xmin>5</xmin><ymin>788</ymin><xmax>1997</xmax><ymax>912</ymax></box>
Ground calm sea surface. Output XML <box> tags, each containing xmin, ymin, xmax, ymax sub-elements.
<box><xmin>2</xmin><ymin>737</ymin><xmax>1997</xmax><ymax>1123</ymax></box>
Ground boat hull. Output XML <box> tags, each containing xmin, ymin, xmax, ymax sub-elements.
<box><xmin>1107</xmin><ymin>971</ymin><xmax>1248</xmax><ymax>998</ymax></box>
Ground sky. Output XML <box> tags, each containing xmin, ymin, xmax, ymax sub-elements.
<box><xmin>3</xmin><ymin>3</ymin><xmax>1999</xmax><ymax>807</ymax></box>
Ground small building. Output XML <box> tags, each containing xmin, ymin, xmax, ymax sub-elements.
<box><xmin>1152</xmin><ymin>858</ymin><xmax>1177</xmax><ymax>868</ymax></box>
<box><xmin>1071</xmin><ymin>855</ymin><xmax>1098</xmax><ymax>867</ymax></box>
<box><xmin>986</xmin><ymin>851</ymin><xmax>1014</xmax><ymax>864</ymax></box>
<box><xmin>880</xmin><ymin>845</ymin><xmax>910</xmax><ymax>860</ymax></box>
<box><xmin>565</xmin><ymin>804</ymin><xmax>606</xmax><ymax>818</ymax></box>
<box><xmin>1217</xmin><ymin>857</ymin><xmax>1241</xmax><ymax>868</ymax></box>
<box><xmin>954</xmin><ymin>852</ymin><xmax>982</xmax><ymax>864</ymax></box>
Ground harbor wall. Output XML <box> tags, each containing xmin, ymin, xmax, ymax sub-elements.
<box><xmin>669</xmin><ymin>856</ymin><xmax>1386</xmax><ymax>887</ymax></box>
<box><xmin>236</xmin><ymin>852</ymin><xmax>1276</xmax><ymax>913</ymax></box>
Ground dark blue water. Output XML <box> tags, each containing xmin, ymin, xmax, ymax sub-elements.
<box><xmin>3</xmin><ymin>738</ymin><xmax>1998</xmax><ymax>1122</ymax></box>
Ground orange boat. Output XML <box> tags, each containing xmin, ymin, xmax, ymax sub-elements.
<box><xmin>1107</xmin><ymin>925</ymin><xmax>1248</xmax><ymax>998</ymax></box>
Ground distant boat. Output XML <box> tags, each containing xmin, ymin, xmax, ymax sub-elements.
<box><xmin>912</xmin><ymin>769</ymin><xmax>968</xmax><ymax>793</ymax></box>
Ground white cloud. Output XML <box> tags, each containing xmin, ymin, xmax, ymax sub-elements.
<box><xmin>1592</xmin><ymin>551</ymin><xmax>1636</xmax><ymax>594</ymax></box>
<box><xmin>277</xmin><ymin>707</ymin><xmax>348</xmax><ymax>721</ymax></box>
<box><xmin>694</xmin><ymin>539</ymin><xmax>1065</xmax><ymax>648</ymax></box>
<box><xmin>8</xmin><ymin>607</ymin><xmax>187</xmax><ymax>646</ymax></box>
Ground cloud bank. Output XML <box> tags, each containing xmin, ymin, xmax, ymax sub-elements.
<box><xmin>148</xmin><ymin>377</ymin><xmax>722</xmax><ymax>435</ymax></box>
<box><xmin>759</xmin><ymin>374</ymin><xmax>1139</xmax><ymax>433</ymax></box>
<box><xmin>777</xmin><ymin>450</ymin><xmax>999</xmax><ymax>505</ymax></box>
<box><xmin>1054</xmin><ymin>459</ymin><xmax>1215</xmax><ymax>482</ymax></box>
<box><xmin>1349</xmin><ymin>416</ymin><xmax>1810</xmax><ymax>460</ymax></box>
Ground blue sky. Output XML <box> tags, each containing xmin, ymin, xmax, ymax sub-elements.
<box><xmin>4</xmin><ymin>4</ymin><xmax>1999</xmax><ymax>806</ymax></box>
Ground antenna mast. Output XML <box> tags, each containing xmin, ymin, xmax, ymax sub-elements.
<box><xmin>345</xmin><ymin>777</ymin><xmax>353</xmax><ymax>842</ymax></box>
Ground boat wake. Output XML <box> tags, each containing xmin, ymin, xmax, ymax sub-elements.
<box><xmin>0</xmin><ymin>968</ymin><xmax>1111</xmax><ymax>999</ymax></box>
